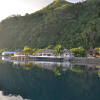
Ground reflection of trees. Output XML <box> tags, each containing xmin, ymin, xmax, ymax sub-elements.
<box><xmin>53</xmin><ymin>67</ymin><xmax>62</xmax><ymax>76</ymax></box>
<box><xmin>70</xmin><ymin>65</ymin><xmax>85</xmax><ymax>73</ymax></box>
<box><xmin>0</xmin><ymin>57</ymin><xmax>8</xmax><ymax>64</ymax></box>
<box><xmin>12</xmin><ymin>61</ymin><xmax>73</xmax><ymax>72</ymax></box>
<box><xmin>0</xmin><ymin>63</ymin><xmax>100</xmax><ymax>100</ymax></box>
<box><xmin>97</xmin><ymin>70</ymin><xmax>100</xmax><ymax>77</ymax></box>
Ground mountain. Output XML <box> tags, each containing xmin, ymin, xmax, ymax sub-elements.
<box><xmin>0</xmin><ymin>0</ymin><xmax>100</xmax><ymax>50</ymax></box>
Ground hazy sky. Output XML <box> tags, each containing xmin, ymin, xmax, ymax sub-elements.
<box><xmin>0</xmin><ymin>0</ymin><xmax>82</xmax><ymax>21</ymax></box>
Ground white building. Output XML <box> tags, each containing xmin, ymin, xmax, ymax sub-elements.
<box><xmin>63</xmin><ymin>49</ymin><xmax>74</xmax><ymax>57</ymax></box>
<box><xmin>2</xmin><ymin>51</ymin><xmax>15</xmax><ymax>56</ymax></box>
<box><xmin>37</xmin><ymin>49</ymin><xmax>55</xmax><ymax>57</ymax></box>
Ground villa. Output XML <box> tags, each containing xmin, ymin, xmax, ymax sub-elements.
<box><xmin>2</xmin><ymin>51</ymin><xmax>15</xmax><ymax>56</ymax></box>
<box><xmin>34</xmin><ymin>49</ymin><xmax>74</xmax><ymax>57</ymax></box>
<box><xmin>86</xmin><ymin>48</ymin><xmax>99</xmax><ymax>58</ymax></box>
<box><xmin>14</xmin><ymin>51</ymin><xmax>29</xmax><ymax>57</ymax></box>
<box><xmin>63</xmin><ymin>49</ymin><xmax>74</xmax><ymax>57</ymax></box>
<box><xmin>36</xmin><ymin>49</ymin><xmax>55</xmax><ymax>57</ymax></box>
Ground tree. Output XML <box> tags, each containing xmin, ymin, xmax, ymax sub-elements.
<box><xmin>80</xmin><ymin>21</ymin><xmax>96</xmax><ymax>49</ymax></box>
<box><xmin>24</xmin><ymin>46</ymin><xmax>34</xmax><ymax>55</ymax></box>
<box><xmin>71</xmin><ymin>47</ymin><xmax>85</xmax><ymax>57</ymax></box>
<box><xmin>54</xmin><ymin>44</ymin><xmax>63</xmax><ymax>56</ymax></box>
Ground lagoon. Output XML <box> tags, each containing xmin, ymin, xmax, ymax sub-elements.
<box><xmin>0</xmin><ymin>57</ymin><xmax>100</xmax><ymax>100</ymax></box>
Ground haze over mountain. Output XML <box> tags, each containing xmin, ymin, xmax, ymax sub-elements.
<box><xmin>0</xmin><ymin>0</ymin><xmax>83</xmax><ymax>21</ymax></box>
<box><xmin>0</xmin><ymin>0</ymin><xmax>100</xmax><ymax>50</ymax></box>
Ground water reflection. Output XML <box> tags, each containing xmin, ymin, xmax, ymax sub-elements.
<box><xmin>2</xmin><ymin>56</ymin><xmax>100</xmax><ymax>79</ymax></box>
<box><xmin>2</xmin><ymin>56</ymin><xmax>74</xmax><ymax>71</ymax></box>
<box><xmin>1</xmin><ymin>57</ymin><xmax>100</xmax><ymax>100</ymax></box>
<box><xmin>2</xmin><ymin>57</ymin><xmax>10</xmax><ymax>62</ymax></box>
<box><xmin>0</xmin><ymin>91</ymin><xmax>29</xmax><ymax>100</ymax></box>
<box><xmin>2</xmin><ymin>56</ymin><xmax>100</xmax><ymax>72</ymax></box>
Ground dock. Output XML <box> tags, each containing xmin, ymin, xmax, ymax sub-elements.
<box><xmin>10</xmin><ymin>56</ymin><xmax>100</xmax><ymax>64</ymax></box>
<box><xmin>11</xmin><ymin>56</ymin><xmax>64</xmax><ymax>62</ymax></box>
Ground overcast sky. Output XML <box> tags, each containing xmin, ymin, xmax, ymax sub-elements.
<box><xmin>0</xmin><ymin>0</ymin><xmax>83</xmax><ymax>21</ymax></box>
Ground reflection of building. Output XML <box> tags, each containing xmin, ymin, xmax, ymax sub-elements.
<box><xmin>2</xmin><ymin>56</ymin><xmax>73</xmax><ymax>71</ymax></box>
<box><xmin>12</xmin><ymin>60</ymin><xmax>73</xmax><ymax>70</ymax></box>
<box><xmin>2</xmin><ymin>57</ymin><xmax>11</xmax><ymax>62</ymax></box>
<box><xmin>62</xmin><ymin>62</ymin><xmax>73</xmax><ymax>71</ymax></box>
<box><xmin>85</xmin><ymin>64</ymin><xmax>96</xmax><ymax>72</ymax></box>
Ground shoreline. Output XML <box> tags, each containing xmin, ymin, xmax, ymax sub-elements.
<box><xmin>7</xmin><ymin>56</ymin><xmax>100</xmax><ymax>64</ymax></box>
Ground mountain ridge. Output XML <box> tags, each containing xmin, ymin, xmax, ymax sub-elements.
<box><xmin>0</xmin><ymin>0</ymin><xmax>100</xmax><ymax>50</ymax></box>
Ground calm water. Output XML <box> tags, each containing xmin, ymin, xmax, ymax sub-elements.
<box><xmin>0</xmin><ymin>57</ymin><xmax>100</xmax><ymax>100</ymax></box>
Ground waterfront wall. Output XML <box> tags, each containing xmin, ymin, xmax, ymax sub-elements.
<box><xmin>10</xmin><ymin>56</ymin><xmax>100</xmax><ymax>64</ymax></box>
<box><xmin>11</xmin><ymin>56</ymin><xmax>64</xmax><ymax>62</ymax></box>
<box><xmin>69</xmin><ymin>57</ymin><xmax>100</xmax><ymax>64</ymax></box>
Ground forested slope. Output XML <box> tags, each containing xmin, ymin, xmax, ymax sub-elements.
<box><xmin>0</xmin><ymin>0</ymin><xmax>100</xmax><ymax>49</ymax></box>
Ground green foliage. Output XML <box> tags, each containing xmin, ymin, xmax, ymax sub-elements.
<box><xmin>53</xmin><ymin>67</ymin><xmax>61</xmax><ymax>76</ymax></box>
<box><xmin>34</xmin><ymin>49</ymin><xmax>43</xmax><ymax>56</ymax></box>
<box><xmin>70</xmin><ymin>66</ymin><xmax>84</xmax><ymax>73</ymax></box>
<box><xmin>0</xmin><ymin>0</ymin><xmax>100</xmax><ymax>50</ymax></box>
<box><xmin>44</xmin><ymin>45</ymin><xmax>53</xmax><ymax>49</ymax></box>
<box><xmin>71</xmin><ymin>47</ymin><xmax>86</xmax><ymax>57</ymax></box>
<box><xmin>0</xmin><ymin>48</ymin><xmax>8</xmax><ymax>54</ymax></box>
<box><xmin>54</xmin><ymin>44</ymin><xmax>62</xmax><ymax>55</ymax></box>
<box><xmin>24</xmin><ymin>46</ymin><xmax>34</xmax><ymax>55</ymax></box>
<box><xmin>95</xmin><ymin>48</ymin><xmax>100</xmax><ymax>54</ymax></box>
<box><xmin>34</xmin><ymin>49</ymin><xmax>43</xmax><ymax>53</ymax></box>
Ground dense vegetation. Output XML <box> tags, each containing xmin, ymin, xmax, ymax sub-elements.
<box><xmin>0</xmin><ymin>0</ymin><xmax>100</xmax><ymax>50</ymax></box>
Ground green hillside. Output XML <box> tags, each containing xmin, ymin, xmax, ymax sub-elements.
<box><xmin>0</xmin><ymin>0</ymin><xmax>100</xmax><ymax>50</ymax></box>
